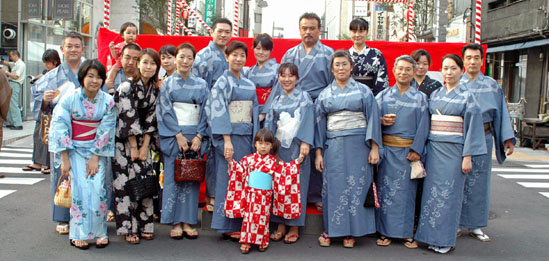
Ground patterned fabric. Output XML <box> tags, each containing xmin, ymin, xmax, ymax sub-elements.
<box><xmin>192</xmin><ymin>41</ymin><xmax>229</xmax><ymax>89</ymax></box>
<box><xmin>112</xmin><ymin>79</ymin><xmax>159</xmax><ymax>235</ymax></box>
<box><xmin>411</xmin><ymin>75</ymin><xmax>443</xmax><ymax>99</ymax></box>
<box><xmin>225</xmin><ymin>153</ymin><xmax>301</xmax><ymax>246</ymax></box>
<box><xmin>243</xmin><ymin>58</ymin><xmax>279</xmax><ymax>113</ymax></box>
<box><xmin>349</xmin><ymin>45</ymin><xmax>389</xmax><ymax>96</ymax></box>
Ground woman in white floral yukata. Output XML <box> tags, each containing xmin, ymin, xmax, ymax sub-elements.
<box><xmin>49</xmin><ymin>59</ymin><xmax>116</xmax><ymax>250</ymax></box>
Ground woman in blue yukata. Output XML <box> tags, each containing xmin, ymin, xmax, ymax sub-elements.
<box><xmin>157</xmin><ymin>43</ymin><xmax>209</xmax><ymax>240</ymax></box>
<box><xmin>314</xmin><ymin>50</ymin><xmax>382</xmax><ymax>248</ymax></box>
<box><xmin>206</xmin><ymin>41</ymin><xmax>259</xmax><ymax>241</ymax></box>
<box><xmin>414</xmin><ymin>54</ymin><xmax>487</xmax><ymax>254</ymax></box>
<box><xmin>50</xmin><ymin>59</ymin><xmax>116</xmax><ymax>249</ymax></box>
<box><xmin>264</xmin><ymin>62</ymin><xmax>314</xmax><ymax>244</ymax></box>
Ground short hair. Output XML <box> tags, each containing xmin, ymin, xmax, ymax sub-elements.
<box><xmin>225</xmin><ymin>41</ymin><xmax>248</xmax><ymax>57</ymax></box>
<box><xmin>462</xmin><ymin>43</ymin><xmax>484</xmax><ymax>58</ymax></box>
<box><xmin>278</xmin><ymin>62</ymin><xmax>299</xmax><ymax>80</ymax></box>
<box><xmin>139</xmin><ymin>48</ymin><xmax>161</xmax><ymax>85</ymax></box>
<box><xmin>299</xmin><ymin>12</ymin><xmax>321</xmax><ymax>28</ymax></box>
<box><xmin>78</xmin><ymin>59</ymin><xmax>107</xmax><ymax>87</ymax></box>
<box><xmin>120</xmin><ymin>22</ymin><xmax>138</xmax><ymax>37</ymax></box>
<box><xmin>212</xmin><ymin>18</ymin><xmax>232</xmax><ymax>31</ymax></box>
<box><xmin>62</xmin><ymin>31</ymin><xmax>84</xmax><ymax>46</ymax></box>
<box><xmin>411</xmin><ymin>49</ymin><xmax>432</xmax><ymax>65</ymax></box>
<box><xmin>394</xmin><ymin>55</ymin><xmax>417</xmax><ymax>70</ymax></box>
<box><xmin>253</xmin><ymin>33</ymin><xmax>273</xmax><ymax>51</ymax></box>
<box><xmin>349</xmin><ymin>18</ymin><xmax>369</xmax><ymax>31</ymax></box>
<box><xmin>121</xmin><ymin>43</ymin><xmax>142</xmax><ymax>56</ymax></box>
<box><xmin>330</xmin><ymin>49</ymin><xmax>353</xmax><ymax>69</ymax></box>
<box><xmin>42</xmin><ymin>49</ymin><xmax>61</xmax><ymax>66</ymax></box>
<box><xmin>159</xmin><ymin>45</ymin><xmax>176</xmax><ymax>56</ymax></box>
<box><xmin>175</xmin><ymin>43</ymin><xmax>197</xmax><ymax>59</ymax></box>
<box><xmin>442</xmin><ymin>54</ymin><xmax>464</xmax><ymax>70</ymax></box>
<box><xmin>8</xmin><ymin>50</ymin><xmax>20</xmax><ymax>58</ymax></box>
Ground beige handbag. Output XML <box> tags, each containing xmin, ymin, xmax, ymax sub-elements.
<box><xmin>410</xmin><ymin>160</ymin><xmax>427</xmax><ymax>179</ymax></box>
<box><xmin>54</xmin><ymin>176</ymin><xmax>72</xmax><ymax>208</ymax></box>
<box><xmin>40</xmin><ymin>112</ymin><xmax>51</xmax><ymax>146</ymax></box>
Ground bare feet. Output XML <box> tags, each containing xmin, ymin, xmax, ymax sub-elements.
<box><xmin>284</xmin><ymin>226</ymin><xmax>299</xmax><ymax>244</ymax></box>
<box><xmin>270</xmin><ymin>223</ymin><xmax>286</xmax><ymax>241</ymax></box>
<box><xmin>240</xmin><ymin>243</ymin><xmax>251</xmax><ymax>254</ymax></box>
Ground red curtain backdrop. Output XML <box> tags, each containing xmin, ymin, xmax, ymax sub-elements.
<box><xmin>97</xmin><ymin>27</ymin><xmax>486</xmax><ymax>86</ymax></box>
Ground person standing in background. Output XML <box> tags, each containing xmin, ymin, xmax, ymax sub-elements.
<box><xmin>1</xmin><ymin>50</ymin><xmax>25</xmax><ymax>130</ymax></box>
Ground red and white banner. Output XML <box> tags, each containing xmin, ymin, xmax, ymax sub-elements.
<box><xmin>103</xmin><ymin>0</ymin><xmax>110</xmax><ymax>29</ymax></box>
<box><xmin>475</xmin><ymin>0</ymin><xmax>482</xmax><ymax>43</ymax></box>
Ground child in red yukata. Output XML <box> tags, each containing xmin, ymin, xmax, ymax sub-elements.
<box><xmin>225</xmin><ymin>129</ymin><xmax>304</xmax><ymax>254</ymax></box>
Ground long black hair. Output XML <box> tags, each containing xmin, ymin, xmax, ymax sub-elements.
<box><xmin>254</xmin><ymin>128</ymin><xmax>281</xmax><ymax>164</ymax></box>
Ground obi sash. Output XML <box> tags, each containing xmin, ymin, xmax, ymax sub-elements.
<box><xmin>353</xmin><ymin>76</ymin><xmax>374</xmax><ymax>89</ymax></box>
<box><xmin>256</xmin><ymin>86</ymin><xmax>272</xmax><ymax>105</ymax></box>
<box><xmin>484</xmin><ymin>122</ymin><xmax>491</xmax><ymax>135</ymax></box>
<box><xmin>430</xmin><ymin>114</ymin><xmax>463</xmax><ymax>136</ymax></box>
<box><xmin>248</xmin><ymin>171</ymin><xmax>272</xmax><ymax>190</ymax></box>
<box><xmin>173</xmin><ymin>102</ymin><xmax>200</xmax><ymax>126</ymax></box>
<box><xmin>72</xmin><ymin>118</ymin><xmax>100</xmax><ymax>141</ymax></box>
<box><xmin>228</xmin><ymin>100</ymin><xmax>253</xmax><ymax>123</ymax></box>
<box><xmin>327</xmin><ymin>110</ymin><xmax>367</xmax><ymax>132</ymax></box>
<box><xmin>382</xmin><ymin>135</ymin><xmax>413</xmax><ymax>148</ymax></box>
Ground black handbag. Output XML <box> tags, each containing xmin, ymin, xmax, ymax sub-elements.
<box><xmin>364</xmin><ymin>164</ymin><xmax>380</xmax><ymax>208</ymax></box>
<box><xmin>125</xmin><ymin>174</ymin><xmax>158</xmax><ymax>202</ymax></box>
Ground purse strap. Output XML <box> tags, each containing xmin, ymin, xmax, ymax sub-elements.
<box><xmin>56</xmin><ymin>175</ymin><xmax>70</xmax><ymax>191</ymax></box>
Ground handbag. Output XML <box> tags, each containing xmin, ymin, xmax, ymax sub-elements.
<box><xmin>174</xmin><ymin>150</ymin><xmax>206</xmax><ymax>183</ymax></box>
<box><xmin>364</xmin><ymin>164</ymin><xmax>380</xmax><ymax>208</ymax></box>
<box><xmin>40</xmin><ymin>106</ymin><xmax>52</xmax><ymax>146</ymax></box>
<box><xmin>410</xmin><ymin>160</ymin><xmax>427</xmax><ymax>179</ymax></box>
<box><xmin>125</xmin><ymin>174</ymin><xmax>158</xmax><ymax>202</ymax></box>
<box><xmin>54</xmin><ymin>176</ymin><xmax>71</xmax><ymax>208</ymax></box>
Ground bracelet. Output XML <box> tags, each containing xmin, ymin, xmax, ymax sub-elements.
<box><xmin>195</xmin><ymin>134</ymin><xmax>202</xmax><ymax>140</ymax></box>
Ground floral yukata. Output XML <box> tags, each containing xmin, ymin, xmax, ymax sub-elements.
<box><xmin>49</xmin><ymin>88</ymin><xmax>116</xmax><ymax>241</ymax></box>
<box><xmin>225</xmin><ymin>152</ymin><xmax>301</xmax><ymax>247</ymax></box>
<box><xmin>112</xmin><ymin>79</ymin><xmax>159</xmax><ymax>235</ymax></box>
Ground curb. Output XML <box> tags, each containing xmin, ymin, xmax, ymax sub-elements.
<box><xmin>2</xmin><ymin>134</ymin><xmax>33</xmax><ymax>147</ymax></box>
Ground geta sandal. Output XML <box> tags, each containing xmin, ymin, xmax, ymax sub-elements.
<box><xmin>402</xmin><ymin>238</ymin><xmax>418</xmax><ymax>249</ymax></box>
<box><xmin>343</xmin><ymin>236</ymin><xmax>355</xmax><ymax>248</ymax></box>
<box><xmin>70</xmin><ymin>239</ymin><xmax>89</xmax><ymax>250</ymax></box>
<box><xmin>125</xmin><ymin>233</ymin><xmax>140</xmax><ymax>244</ymax></box>
<box><xmin>284</xmin><ymin>234</ymin><xmax>299</xmax><ymax>244</ymax></box>
<box><xmin>318</xmin><ymin>232</ymin><xmax>331</xmax><ymax>247</ymax></box>
<box><xmin>376</xmin><ymin>236</ymin><xmax>392</xmax><ymax>246</ymax></box>
<box><xmin>95</xmin><ymin>236</ymin><xmax>109</xmax><ymax>248</ymax></box>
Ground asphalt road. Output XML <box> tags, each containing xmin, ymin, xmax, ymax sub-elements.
<box><xmin>1</xmin><ymin>136</ymin><xmax>548</xmax><ymax>260</ymax></box>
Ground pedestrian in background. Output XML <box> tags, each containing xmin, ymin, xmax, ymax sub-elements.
<box><xmin>1</xmin><ymin>50</ymin><xmax>25</xmax><ymax>130</ymax></box>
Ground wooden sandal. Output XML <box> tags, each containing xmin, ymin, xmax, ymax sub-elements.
<box><xmin>56</xmin><ymin>223</ymin><xmax>69</xmax><ymax>235</ymax></box>
<box><xmin>183</xmin><ymin>227</ymin><xmax>198</xmax><ymax>240</ymax></box>
<box><xmin>318</xmin><ymin>232</ymin><xmax>331</xmax><ymax>247</ymax></box>
<box><xmin>125</xmin><ymin>233</ymin><xmax>140</xmax><ymax>244</ymax></box>
<box><xmin>343</xmin><ymin>236</ymin><xmax>355</xmax><ymax>248</ymax></box>
<box><xmin>106</xmin><ymin>211</ymin><xmax>115</xmax><ymax>222</ymax></box>
<box><xmin>240</xmin><ymin>243</ymin><xmax>251</xmax><ymax>254</ymax></box>
<box><xmin>469</xmin><ymin>231</ymin><xmax>491</xmax><ymax>242</ymax></box>
<box><xmin>96</xmin><ymin>236</ymin><xmax>109</xmax><ymax>248</ymax></box>
<box><xmin>140</xmin><ymin>232</ymin><xmax>154</xmax><ymax>240</ymax></box>
<box><xmin>70</xmin><ymin>239</ymin><xmax>89</xmax><ymax>250</ymax></box>
<box><xmin>270</xmin><ymin>231</ymin><xmax>285</xmax><ymax>241</ymax></box>
<box><xmin>258</xmin><ymin>244</ymin><xmax>269</xmax><ymax>252</ymax></box>
<box><xmin>376</xmin><ymin>235</ymin><xmax>392</xmax><ymax>246</ymax></box>
<box><xmin>402</xmin><ymin>238</ymin><xmax>418</xmax><ymax>249</ymax></box>
<box><xmin>284</xmin><ymin>234</ymin><xmax>299</xmax><ymax>244</ymax></box>
<box><xmin>170</xmin><ymin>227</ymin><xmax>183</xmax><ymax>240</ymax></box>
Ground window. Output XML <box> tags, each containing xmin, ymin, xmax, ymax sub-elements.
<box><xmin>488</xmin><ymin>0</ymin><xmax>506</xmax><ymax>10</ymax></box>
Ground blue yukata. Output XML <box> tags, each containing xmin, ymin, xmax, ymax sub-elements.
<box><xmin>156</xmin><ymin>73</ymin><xmax>210</xmax><ymax>226</ymax></box>
<box><xmin>193</xmin><ymin>41</ymin><xmax>229</xmax><ymax>199</ymax></box>
<box><xmin>272</xmin><ymin>40</ymin><xmax>334</xmax><ymax>204</ymax></box>
<box><xmin>34</xmin><ymin>62</ymin><xmax>82</xmax><ymax>223</ymax></box>
<box><xmin>414</xmin><ymin>84</ymin><xmax>487</xmax><ymax>247</ymax></box>
<box><xmin>349</xmin><ymin>45</ymin><xmax>389</xmax><ymax>96</ymax></box>
<box><xmin>315</xmin><ymin>79</ymin><xmax>382</xmax><ymax>237</ymax></box>
<box><xmin>460</xmin><ymin>73</ymin><xmax>515</xmax><ymax>229</ymax></box>
<box><xmin>243</xmin><ymin>58</ymin><xmax>279</xmax><ymax>113</ymax></box>
<box><xmin>205</xmin><ymin>70</ymin><xmax>259</xmax><ymax>233</ymax></box>
<box><xmin>49</xmin><ymin>88</ymin><xmax>116</xmax><ymax>241</ymax></box>
<box><xmin>104</xmin><ymin>69</ymin><xmax>127</xmax><ymax>91</ymax></box>
<box><xmin>264</xmin><ymin>88</ymin><xmax>314</xmax><ymax>226</ymax></box>
<box><xmin>374</xmin><ymin>85</ymin><xmax>430</xmax><ymax>239</ymax></box>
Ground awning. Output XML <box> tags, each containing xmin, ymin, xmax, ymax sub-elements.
<box><xmin>487</xmin><ymin>38</ymin><xmax>549</xmax><ymax>53</ymax></box>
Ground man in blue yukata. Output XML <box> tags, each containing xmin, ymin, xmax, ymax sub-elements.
<box><xmin>459</xmin><ymin>44</ymin><xmax>515</xmax><ymax>242</ymax></box>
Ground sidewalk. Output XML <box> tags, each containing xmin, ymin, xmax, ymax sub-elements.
<box><xmin>2</xmin><ymin>120</ymin><xmax>35</xmax><ymax>147</ymax></box>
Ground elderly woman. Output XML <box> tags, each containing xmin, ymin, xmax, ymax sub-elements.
<box><xmin>112</xmin><ymin>48</ymin><xmax>160</xmax><ymax>244</ymax></box>
<box><xmin>49</xmin><ymin>59</ymin><xmax>116</xmax><ymax>249</ymax></box>
<box><xmin>264</xmin><ymin>62</ymin><xmax>314</xmax><ymax>244</ymax></box>
<box><xmin>414</xmin><ymin>54</ymin><xmax>487</xmax><ymax>254</ymax></box>
<box><xmin>314</xmin><ymin>50</ymin><xmax>382</xmax><ymax>248</ymax></box>
<box><xmin>157</xmin><ymin>43</ymin><xmax>209</xmax><ymax>240</ymax></box>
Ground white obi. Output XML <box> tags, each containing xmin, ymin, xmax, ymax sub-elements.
<box><xmin>327</xmin><ymin>110</ymin><xmax>367</xmax><ymax>132</ymax></box>
<box><xmin>228</xmin><ymin>100</ymin><xmax>253</xmax><ymax>123</ymax></box>
<box><xmin>430</xmin><ymin>114</ymin><xmax>464</xmax><ymax>136</ymax></box>
<box><xmin>276</xmin><ymin>109</ymin><xmax>301</xmax><ymax>149</ymax></box>
<box><xmin>173</xmin><ymin>102</ymin><xmax>200</xmax><ymax>126</ymax></box>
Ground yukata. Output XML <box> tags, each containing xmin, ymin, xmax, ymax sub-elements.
<box><xmin>414</xmin><ymin>84</ymin><xmax>487</xmax><ymax>248</ymax></box>
<box><xmin>243</xmin><ymin>58</ymin><xmax>279</xmax><ymax>113</ymax></box>
<box><xmin>192</xmin><ymin>41</ymin><xmax>229</xmax><ymax>199</ymax></box>
<box><xmin>374</xmin><ymin>86</ymin><xmax>430</xmax><ymax>239</ymax></box>
<box><xmin>30</xmin><ymin>75</ymin><xmax>50</xmax><ymax>168</ymax></box>
<box><xmin>314</xmin><ymin>79</ymin><xmax>382</xmax><ymax>237</ymax></box>
<box><xmin>271</xmin><ymin>40</ymin><xmax>334</xmax><ymax>204</ymax></box>
<box><xmin>225</xmin><ymin>153</ymin><xmax>301</xmax><ymax>247</ymax></box>
<box><xmin>156</xmin><ymin>73</ymin><xmax>210</xmax><ymax>226</ymax></box>
<box><xmin>112</xmin><ymin>79</ymin><xmax>159</xmax><ymax>236</ymax></box>
<box><xmin>49</xmin><ymin>88</ymin><xmax>116</xmax><ymax>241</ymax></box>
<box><xmin>264</xmin><ymin>88</ymin><xmax>314</xmax><ymax>226</ymax></box>
<box><xmin>34</xmin><ymin>62</ymin><xmax>82</xmax><ymax>224</ymax></box>
<box><xmin>205</xmin><ymin>70</ymin><xmax>259</xmax><ymax>233</ymax></box>
<box><xmin>412</xmin><ymin>75</ymin><xmax>443</xmax><ymax>99</ymax></box>
<box><xmin>349</xmin><ymin>45</ymin><xmax>389</xmax><ymax>96</ymax></box>
<box><xmin>459</xmin><ymin>73</ymin><xmax>515</xmax><ymax>229</ymax></box>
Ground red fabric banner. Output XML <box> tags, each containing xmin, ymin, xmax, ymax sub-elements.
<box><xmin>97</xmin><ymin>27</ymin><xmax>486</xmax><ymax>86</ymax></box>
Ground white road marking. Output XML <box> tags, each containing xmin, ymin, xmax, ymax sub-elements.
<box><xmin>492</xmin><ymin>168</ymin><xmax>549</xmax><ymax>173</ymax></box>
<box><xmin>0</xmin><ymin>190</ymin><xmax>16</xmax><ymax>199</ymax></box>
<box><xmin>524</xmin><ymin>164</ymin><xmax>549</xmax><ymax>169</ymax></box>
<box><xmin>0</xmin><ymin>167</ymin><xmax>42</xmax><ymax>174</ymax></box>
<box><xmin>497</xmin><ymin>174</ymin><xmax>549</xmax><ymax>180</ymax></box>
<box><xmin>539</xmin><ymin>192</ymin><xmax>549</xmax><ymax>199</ymax></box>
<box><xmin>517</xmin><ymin>182</ymin><xmax>549</xmax><ymax>188</ymax></box>
<box><xmin>0</xmin><ymin>177</ymin><xmax>44</xmax><ymax>185</ymax></box>
<box><xmin>0</xmin><ymin>148</ymin><xmax>33</xmax><ymax>153</ymax></box>
<box><xmin>0</xmin><ymin>152</ymin><xmax>32</xmax><ymax>158</ymax></box>
<box><xmin>0</xmin><ymin>159</ymin><xmax>34</xmax><ymax>165</ymax></box>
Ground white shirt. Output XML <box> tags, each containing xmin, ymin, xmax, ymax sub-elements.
<box><xmin>8</xmin><ymin>59</ymin><xmax>25</xmax><ymax>85</ymax></box>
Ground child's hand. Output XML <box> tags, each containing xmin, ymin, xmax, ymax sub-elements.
<box><xmin>296</xmin><ymin>154</ymin><xmax>305</xmax><ymax>165</ymax></box>
<box><xmin>109</xmin><ymin>41</ymin><xmax>115</xmax><ymax>49</ymax></box>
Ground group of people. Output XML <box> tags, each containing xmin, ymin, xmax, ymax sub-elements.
<box><xmin>32</xmin><ymin>11</ymin><xmax>516</xmax><ymax>255</ymax></box>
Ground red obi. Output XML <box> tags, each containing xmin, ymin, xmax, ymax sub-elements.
<box><xmin>256</xmin><ymin>86</ymin><xmax>272</xmax><ymax>105</ymax></box>
<box><xmin>71</xmin><ymin>118</ymin><xmax>101</xmax><ymax>141</ymax></box>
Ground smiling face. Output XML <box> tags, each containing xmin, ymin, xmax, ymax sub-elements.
<box><xmin>415</xmin><ymin>55</ymin><xmax>429</xmax><ymax>77</ymax></box>
<box><xmin>393</xmin><ymin>59</ymin><xmax>415</xmax><ymax>86</ymax></box>
<box><xmin>212</xmin><ymin>23</ymin><xmax>232</xmax><ymax>48</ymax></box>
<box><xmin>255</xmin><ymin>140</ymin><xmax>273</xmax><ymax>156</ymax></box>
<box><xmin>123</xmin><ymin>26</ymin><xmax>137</xmax><ymax>44</ymax></box>
<box><xmin>350</xmin><ymin>28</ymin><xmax>368</xmax><ymax>46</ymax></box>
<box><xmin>278</xmin><ymin>68</ymin><xmax>298</xmax><ymax>93</ymax></box>
<box><xmin>176</xmin><ymin>48</ymin><xmax>194</xmax><ymax>77</ymax></box>
<box><xmin>299</xmin><ymin>18</ymin><xmax>320</xmax><ymax>47</ymax></box>
<box><xmin>82</xmin><ymin>68</ymin><xmax>103</xmax><ymax>96</ymax></box>
<box><xmin>442</xmin><ymin>58</ymin><xmax>463</xmax><ymax>87</ymax></box>
<box><xmin>138</xmin><ymin>53</ymin><xmax>158</xmax><ymax>82</ymax></box>
<box><xmin>331</xmin><ymin>56</ymin><xmax>353</xmax><ymax>83</ymax></box>
<box><xmin>226</xmin><ymin>48</ymin><xmax>247</xmax><ymax>74</ymax></box>
<box><xmin>161</xmin><ymin>52</ymin><xmax>176</xmax><ymax>75</ymax></box>
<box><xmin>254</xmin><ymin>42</ymin><xmax>271</xmax><ymax>65</ymax></box>
<box><xmin>60</xmin><ymin>37</ymin><xmax>85</xmax><ymax>64</ymax></box>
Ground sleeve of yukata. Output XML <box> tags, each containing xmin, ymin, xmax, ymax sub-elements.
<box><xmin>192</xmin><ymin>53</ymin><xmax>209</xmax><ymax>85</ymax></box>
<box><xmin>263</xmin><ymin>96</ymin><xmax>277</xmax><ymax>134</ymax></box>
<box><xmin>49</xmin><ymin>94</ymin><xmax>75</xmax><ymax>153</ymax></box>
<box><xmin>142</xmin><ymin>87</ymin><xmax>158</xmax><ymax>135</ymax></box>
<box><xmin>462</xmin><ymin>93</ymin><xmax>488</xmax><ymax>157</ymax></box>
<box><xmin>272</xmin><ymin>158</ymin><xmax>302</xmax><ymax>219</ymax></box>
<box><xmin>156</xmin><ymin>79</ymin><xmax>180</xmax><ymax>137</ymax></box>
<box><xmin>374</xmin><ymin>89</ymin><xmax>385</xmax><ymax>113</ymax></box>
<box><xmin>197</xmin><ymin>84</ymin><xmax>211</xmax><ymax>137</ymax></box>
<box><xmin>363</xmin><ymin>87</ymin><xmax>382</xmax><ymax>148</ymax></box>
<box><xmin>313</xmin><ymin>96</ymin><xmax>327</xmax><ymax>150</ymax></box>
<box><xmin>410</xmin><ymin>93</ymin><xmax>430</xmax><ymax>155</ymax></box>
<box><xmin>262</xmin><ymin>81</ymin><xmax>282</xmax><ymax>115</ymax></box>
<box><xmin>115</xmin><ymin>81</ymin><xmax>142</xmax><ymax>139</ymax></box>
<box><xmin>252</xmin><ymin>93</ymin><xmax>260</xmax><ymax>145</ymax></box>
<box><xmin>91</xmin><ymin>94</ymin><xmax>116</xmax><ymax>157</ymax></box>
<box><xmin>295</xmin><ymin>92</ymin><xmax>315</xmax><ymax>146</ymax></box>
<box><xmin>494</xmin><ymin>87</ymin><xmax>516</xmax><ymax>164</ymax></box>
<box><xmin>208</xmin><ymin>77</ymin><xmax>232</xmax><ymax>135</ymax></box>
<box><xmin>374</xmin><ymin>51</ymin><xmax>389</xmax><ymax>91</ymax></box>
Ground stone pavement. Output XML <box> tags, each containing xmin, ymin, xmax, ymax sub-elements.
<box><xmin>1</xmin><ymin>120</ymin><xmax>35</xmax><ymax>147</ymax></box>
